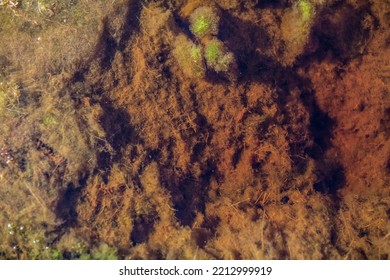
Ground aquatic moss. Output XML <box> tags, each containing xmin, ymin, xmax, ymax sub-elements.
<box><xmin>204</xmin><ymin>41</ymin><xmax>220</xmax><ymax>64</ymax></box>
<box><xmin>173</xmin><ymin>34</ymin><xmax>205</xmax><ymax>78</ymax></box>
<box><xmin>189</xmin><ymin>6</ymin><xmax>219</xmax><ymax>39</ymax></box>
<box><xmin>280</xmin><ymin>0</ymin><xmax>316</xmax><ymax>65</ymax></box>
<box><xmin>42</xmin><ymin>114</ymin><xmax>58</xmax><ymax>126</ymax></box>
<box><xmin>86</xmin><ymin>243</ymin><xmax>118</xmax><ymax>260</ymax></box>
<box><xmin>204</xmin><ymin>39</ymin><xmax>235</xmax><ymax>73</ymax></box>
<box><xmin>298</xmin><ymin>0</ymin><xmax>315</xmax><ymax>24</ymax></box>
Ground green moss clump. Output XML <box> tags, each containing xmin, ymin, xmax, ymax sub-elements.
<box><xmin>190</xmin><ymin>46</ymin><xmax>203</xmax><ymax>64</ymax></box>
<box><xmin>173</xmin><ymin>6</ymin><xmax>236</xmax><ymax>79</ymax></box>
<box><xmin>42</xmin><ymin>114</ymin><xmax>58</xmax><ymax>126</ymax></box>
<box><xmin>189</xmin><ymin>6</ymin><xmax>219</xmax><ymax>39</ymax></box>
<box><xmin>79</xmin><ymin>243</ymin><xmax>118</xmax><ymax>260</ymax></box>
<box><xmin>298</xmin><ymin>0</ymin><xmax>315</xmax><ymax>24</ymax></box>
<box><xmin>204</xmin><ymin>41</ymin><xmax>220</xmax><ymax>64</ymax></box>
<box><xmin>204</xmin><ymin>39</ymin><xmax>235</xmax><ymax>73</ymax></box>
<box><xmin>173</xmin><ymin>35</ymin><xmax>205</xmax><ymax>78</ymax></box>
<box><xmin>280</xmin><ymin>0</ymin><xmax>316</xmax><ymax>65</ymax></box>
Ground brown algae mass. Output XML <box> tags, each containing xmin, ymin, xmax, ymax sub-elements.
<box><xmin>0</xmin><ymin>0</ymin><xmax>389</xmax><ymax>260</ymax></box>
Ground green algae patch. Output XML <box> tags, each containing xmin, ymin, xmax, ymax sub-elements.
<box><xmin>42</xmin><ymin>114</ymin><xmax>58</xmax><ymax>126</ymax></box>
<box><xmin>280</xmin><ymin>0</ymin><xmax>317</xmax><ymax>65</ymax></box>
<box><xmin>204</xmin><ymin>39</ymin><xmax>235</xmax><ymax>73</ymax></box>
<box><xmin>173</xmin><ymin>34</ymin><xmax>206</xmax><ymax>78</ymax></box>
<box><xmin>189</xmin><ymin>6</ymin><xmax>219</xmax><ymax>39</ymax></box>
<box><xmin>298</xmin><ymin>0</ymin><xmax>315</xmax><ymax>24</ymax></box>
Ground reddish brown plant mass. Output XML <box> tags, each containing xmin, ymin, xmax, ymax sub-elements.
<box><xmin>0</xmin><ymin>0</ymin><xmax>389</xmax><ymax>259</ymax></box>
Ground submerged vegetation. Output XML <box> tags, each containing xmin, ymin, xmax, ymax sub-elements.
<box><xmin>173</xmin><ymin>35</ymin><xmax>206</xmax><ymax>78</ymax></box>
<box><xmin>175</xmin><ymin>6</ymin><xmax>235</xmax><ymax>78</ymax></box>
<box><xmin>204</xmin><ymin>39</ymin><xmax>235</xmax><ymax>73</ymax></box>
<box><xmin>0</xmin><ymin>80</ymin><xmax>19</xmax><ymax>118</ymax></box>
<box><xmin>298</xmin><ymin>0</ymin><xmax>315</xmax><ymax>23</ymax></box>
<box><xmin>0</xmin><ymin>0</ymin><xmax>389</xmax><ymax>260</ymax></box>
<box><xmin>281</xmin><ymin>0</ymin><xmax>317</xmax><ymax>65</ymax></box>
<box><xmin>189</xmin><ymin>6</ymin><xmax>219</xmax><ymax>39</ymax></box>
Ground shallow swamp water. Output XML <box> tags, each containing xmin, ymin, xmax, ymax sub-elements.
<box><xmin>0</xmin><ymin>0</ymin><xmax>389</xmax><ymax>259</ymax></box>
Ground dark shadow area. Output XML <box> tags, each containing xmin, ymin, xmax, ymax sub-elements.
<box><xmin>51</xmin><ymin>0</ymin><xmax>143</xmax><ymax>245</ymax></box>
<box><xmin>192</xmin><ymin>215</ymin><xmax>220</xmax><ymax>248</ymax></box>
<box><xmin>231</xmin><ymin>144</ymin><xmax>244</xmax><ymax>168</ymax></box>
<box><xmin>216</xmin><ymin>7</ymin><xmax>347</xmax><ymax>199</ymax></box>
<box><xmin>380</xmin><ymin>107</ymin><xmax>390</xmax><ymax>138</ymax></box>
<box><xmin>160</xmin><ymin>159</ymin><xmax>218</xmax><ymax>226</ymax></box>
<box><xmin>67</xmin><ymin>0</ymin><xmax>143</xmax><ymax>89</ymax></box>
<box><xmin>313</xmin><ymin>162</ymin><xmax>346</xmax><ymax>196</ymax></box>
<box><xmin>218</xmin><ymin>9</ymin><xmax>274</xmax><ymax>82</ymax></box>
<box><xmin>130</xmin><ymin>215</ymin><xmax>156</xmax><ymax>245</ymax></box>
<box><xmin>300</xmin><ymin>89</ymin><xmax>336</xmax><ymax>159</ymax></box>
<box><xmin>302</xmin><ymin>1</ymin><xmax>376</xmax><ymax>65</ymax></box>
<box><xmin>76</xmin><ymin>1</ymin><xmax>144</xmax><ymax>179</ymax></box>
<box><xmin>98</xmin><ymin>100</ymin><xmax>134</xmax><ymax>175</ymax></box>
<box><xmin>55</xmin><ymin>175</ymin><xmax>88</xmax><ymax>226</ymax></box>
<box><xmin>99</xmin><ymin>19</ymin><xmax>118</xmax><ymax>70</ymax></box>
<box><xmin>118</xmin><ymin>0</ymin><xmax>142</xmax><ymax>51</ymax></box>
<box><xmin>97</xmin><ymin>0</ymin><xmax>142</xmax><ymax>69</ymax></box>
<box><xmin>149</xmin><ymin>86</ymin><xmax>216</xmax><ymax>226</ymax></box>
<box><xmin>256</xmin><ymin>0</ymin><xmax>290</xmax><ymax>9</ymax></box>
